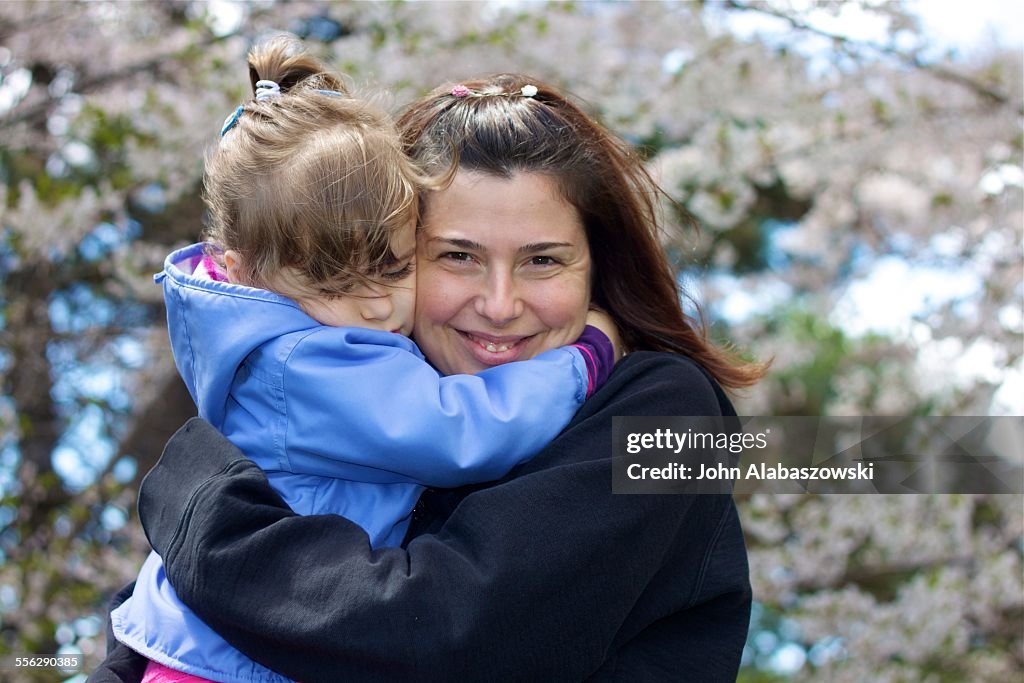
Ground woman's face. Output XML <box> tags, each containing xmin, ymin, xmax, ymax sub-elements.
<box><xmin>414</xmin><ymin>171</ymin><xmax>592</xmax><ymax>376</ymax></box>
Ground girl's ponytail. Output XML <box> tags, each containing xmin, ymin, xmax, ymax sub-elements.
<box><xmin>246</xmin><ymin>35</ymin><xmax>348</xmax><ymax>98</ymax></box>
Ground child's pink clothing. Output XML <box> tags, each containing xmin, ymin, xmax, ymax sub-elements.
<box><xmin>142</xmin><ymin>660</ymin><xmax>216</xmax><ymax>683</ymax></box>
<box><xmin>194</xmin><ymin>255</ymin><xmax>229</xmax><ymax>282</ymax></box>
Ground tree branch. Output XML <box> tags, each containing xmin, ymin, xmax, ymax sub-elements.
<box><xmin>1</xmin><ymin>31</ymin><xmax>235</xmax><ymax>131</ymax></box>
<box><xmin>723</xmin><ymin>0</ymin><xmax>1022</xmax><ymax>115</ymax></box>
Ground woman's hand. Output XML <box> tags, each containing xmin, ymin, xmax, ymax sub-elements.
<box><xmin>585</xmin><ymin>307</ymin><xmax>623</xmax><ymax>361</ymax></box>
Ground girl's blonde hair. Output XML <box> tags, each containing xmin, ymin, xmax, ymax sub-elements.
<box><xmin>203</xmin><ymin>36</ymin><xmax>429</xmax><ymax>297</ymax></box>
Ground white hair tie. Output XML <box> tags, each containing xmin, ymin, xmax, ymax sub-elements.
<box><xmin>255</xmin><ymin>79</ymin><xmax>281</xmax><ymax>101</ymax></box>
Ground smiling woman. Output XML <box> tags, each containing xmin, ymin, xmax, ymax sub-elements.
<box><xmin>93</xmin><ymin>71</ymin><xmax>764</xmax><ymax>683</ymax></box>
<box><xmin>415</xmin><ymin>171</ymin><xmax>593</xmax><ymax>375</ymax></box>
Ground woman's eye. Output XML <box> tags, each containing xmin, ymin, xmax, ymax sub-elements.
<box><xmin>529</xmin><ymin>255</ymin><xmax>559</xmax><ymax>266</ymax></box>
<box><xmin>442</xmin><ymin>252</ymin><xmax>473</xmax><ymax>262</ymax></box>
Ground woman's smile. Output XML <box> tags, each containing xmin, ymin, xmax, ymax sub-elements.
<box><xmin>457</xmin><ymin>330</ymin><xmax>536</xmax><ymax>365</ymax></box>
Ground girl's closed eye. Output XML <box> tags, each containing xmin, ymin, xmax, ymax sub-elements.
<box><xmin>380</xmin><ymin>261</ymin><xmax>415</xmax><ymax>282</ymax></box>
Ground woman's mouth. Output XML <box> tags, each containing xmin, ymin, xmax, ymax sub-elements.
<box><xmin>458</xmin><ymin>331</ymin><xmax>533</xmax><ymax>366</ymax></box>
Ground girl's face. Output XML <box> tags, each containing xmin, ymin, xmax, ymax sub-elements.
<box><xmin>414</xmin><ymin>171</ymin><xmax>592</xmax><ymax>376</ymax></box>
<box><xmin>293</xmin><ymin>222</ymin><xmax>417</xmax><ymax>335</ymax></box>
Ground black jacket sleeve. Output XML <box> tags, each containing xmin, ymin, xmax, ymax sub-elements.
<box><xmin>86</xmin><ymin>584</ymin><xmax>149</xmax><ymax>683</ymax></box>
<box><xmin>109</xmin><ymin>352</ymin><xmax>751</xmax><ymax>682</ymax></box>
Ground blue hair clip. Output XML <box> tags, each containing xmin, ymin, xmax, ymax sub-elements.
<box><xmin>219</xmin><ymin>105</ymin><xmax>244</xmax><ymax>137</ymax></box>
<box><xmin>219</xmin><ymin>90</ymin><xmax>341</xmax><ymax>138</ymax></box>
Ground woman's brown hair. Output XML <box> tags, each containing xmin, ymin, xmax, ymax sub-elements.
<box><xmin>397</xmin><ymin>74</ymin><xmax>765</xmax><ymax>389</ymax></box>
<box><xmin>203</xmin><ymin>36</ymin><xmax>429</xmax><ymax>298</ymax></box>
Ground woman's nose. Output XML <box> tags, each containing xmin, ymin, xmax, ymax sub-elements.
<box><xmin>475</xmin><ymin>272</ymin><xmax>522</xmax><ymax>325</ymax></box>
<box><xmin>360</xmin><ymin>294</ymin><xmax>394</xmax><ymax>322</ymax></box>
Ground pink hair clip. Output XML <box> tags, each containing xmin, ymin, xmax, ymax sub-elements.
<box><xmin>450</xmin><ymin>84</ymin><xmax>471</xmax><ymax>97</ymax></box>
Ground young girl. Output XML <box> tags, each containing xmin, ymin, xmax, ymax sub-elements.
<box><xmin>109</xmin><ymin>38</ymin><xmax>614</xmax><ymax>683</ymax></box>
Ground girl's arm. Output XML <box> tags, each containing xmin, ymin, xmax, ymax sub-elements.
<box><xmin>262</xmin><ymin>325</ymin><xmax>612</xmax><ymax>487</ymax></box>
<box><xmin>135</xmin><ymin>353</ymin><xmax>750</xmax><ymax>682</ymax></box>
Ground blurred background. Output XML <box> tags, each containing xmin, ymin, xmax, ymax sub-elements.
<box><xmin>0</xmin><ymin>1</ymin><xmax>1021</xmax><ymax>680</ymax></box>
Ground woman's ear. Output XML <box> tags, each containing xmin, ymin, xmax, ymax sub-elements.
<box><xmin>224</xmin><ymin>250</ymin><xmax>244</xmax><ymax>285</ymax></box>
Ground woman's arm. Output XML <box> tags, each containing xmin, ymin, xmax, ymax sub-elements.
<box><xmin>140</xmin><ymin>353</ymin><xmax>749</xmax><ymax>682</ymax></box>
<box><xmin>87</xmin><ymin>583</ymin><xmax>149</xmax><ymax>683</ymax></box>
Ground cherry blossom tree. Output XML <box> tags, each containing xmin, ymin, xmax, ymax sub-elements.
<box><xmin>1</xmin><ymin>1</ymin><xmax>1019</xmax><ymax>679</ymax></box>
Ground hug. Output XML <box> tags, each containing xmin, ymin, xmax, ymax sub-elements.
<box><xmin>90</xmin><ymin>35</ymin><xmax>763</xmax><ymax>683</ymax></box>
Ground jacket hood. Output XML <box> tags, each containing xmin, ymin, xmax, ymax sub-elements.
<box><xmin>156</xmin><ymin>243</ymin><xmax>320</xmax><ymax>427</ymax></box>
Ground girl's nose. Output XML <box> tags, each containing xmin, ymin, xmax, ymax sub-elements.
<box><xmin>360</xmin><ymin>294</ymin><xmax>394</xmax><ymax>322</ymax></box>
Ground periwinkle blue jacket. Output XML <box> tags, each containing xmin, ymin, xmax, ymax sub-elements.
<box><xmin>110</xmin><ymin>243</ymin><xmax>590</xmax><ymax>683</ymax></box>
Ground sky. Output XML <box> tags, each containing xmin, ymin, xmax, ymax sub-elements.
<box><xmin>909</xmin><ymin>0</ymin><xmax>1024</xmax><ymax>54</ymax></box>
<box><xmin>720</xmin><ymin>0</ymin><xmax>1024</xmax><ymax>56</ymax></box>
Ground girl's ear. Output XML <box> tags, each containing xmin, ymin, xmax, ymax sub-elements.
<box><xmin>224</xmin><ymin>250</ymin><xmax>244</xmax><ymax>285</ymax></box>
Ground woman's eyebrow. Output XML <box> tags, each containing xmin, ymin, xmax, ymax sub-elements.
<box><xmin>425</xmin><ymin>238</ymin><xmax>574</xmax><ymax>253</ymax></box>
<box><xmin>517</xmin><ymin>242</ymin><xmax>574</xmax><ymax>254</ymax></box>
<box><xmin>426</xmin><ymin>237</ymin><xmax>484</xmax><ymax>250</ymax></box>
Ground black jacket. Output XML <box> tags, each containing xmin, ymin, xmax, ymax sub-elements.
<box><xmin>90</xmin><ymin>352</ymin><xmax>750</xmax><ymax>682</ymax></box>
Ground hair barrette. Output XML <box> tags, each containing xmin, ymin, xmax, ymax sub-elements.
<box><xmin>219</xmin><ymin>105</ymin><xmax>244</xmax><ymax>137</ymax></box>
<box><xmin>450</xmin><ymin>84</ymin><xmax>539</xmax><ymax>98</ymax></box>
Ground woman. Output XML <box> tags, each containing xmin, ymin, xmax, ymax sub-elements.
<box><xmin>92</xmin><ymin>74</ymin><xmax>762</xmax><ymax>682</ymax></box>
